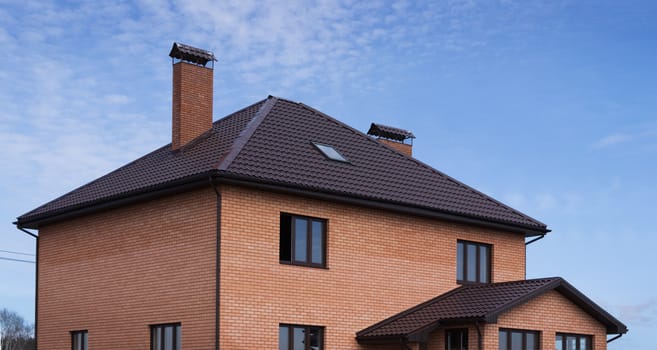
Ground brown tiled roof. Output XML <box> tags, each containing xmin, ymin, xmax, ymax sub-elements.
<box><xmin>356</xmin><ymin>277</ymin><xmax>627</xmax><ymax>343</ymax></box>
<box><xmin>17</xmin><ymin>99</ymin><xmax>266</xmax><ymax>225</ymax></box>
<box><xmin>17</xmin><ymin>96</ymin><xmax>548</xmax><ymax>233</ymax></box>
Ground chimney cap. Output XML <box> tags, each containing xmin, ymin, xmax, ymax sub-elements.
<box><xmin>367</xmin><ymin>123</ymin><xmax>415</xmax><ymax>142</ymax></box>
<box><xmin>169</xmin><ymin>42</ymin><xmax>217</xmax><ymax>67</ymax></box>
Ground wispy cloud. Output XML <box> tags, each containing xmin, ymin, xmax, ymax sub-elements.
<box><xmin>593</xmin><ymin>133</ymin><xmax>633</xmax><ymax>149</ymax></box>
<box><xmin>0</xmin><ymin>0</ymin><xmax>565</xmax><ymax>203</ymax></box>
<box><xmin>592</xmin><ymin>123</ymin><xmax>657</xmax><ymax>151</ymax></box>
<box><xmin>616</xmin><ymin>299</ymin><xmax>657</xmax><ymax>325</ymax></box>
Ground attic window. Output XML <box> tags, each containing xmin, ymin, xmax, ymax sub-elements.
<box><xmin>313</xmin><ymin>143</ymin><xmax>348</xmax><ymax>162</ymax></box>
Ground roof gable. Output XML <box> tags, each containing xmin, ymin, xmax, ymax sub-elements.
<box><xmin>356</xmin><ymin>277</ymin><xmax>627</xmax><ymax>343</ymax></box>
<box><xmin>17</xmin><ymin>96</ymin><xmax>548</xmax><ymax>233</ymax></box>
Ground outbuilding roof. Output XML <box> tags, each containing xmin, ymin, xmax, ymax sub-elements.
<box><xmin>356</xmin><ymin>277</ymin><xmax>627</xmax><ymax>344</ymax></box>
<box><xmin>16</xmin><ymin>96</ymin><xmax>548</xmax><ymax>234</ymax></box>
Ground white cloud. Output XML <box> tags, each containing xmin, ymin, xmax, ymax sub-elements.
<box><xmin>593</xmin><ymin>133</ymin><xmax>633</xmax><ymax>149</ymax></box>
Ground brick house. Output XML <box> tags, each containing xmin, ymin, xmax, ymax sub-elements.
<box><xmin>14</xmin><ymin>43</ymin><xmax>626</xmax><ymax>350</ymax></box>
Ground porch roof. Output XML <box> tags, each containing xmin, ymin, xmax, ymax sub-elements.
<box><xmin>356</xmin><ymin>277</ymin><xmax>627</xmax><ymax>344</ymax></box>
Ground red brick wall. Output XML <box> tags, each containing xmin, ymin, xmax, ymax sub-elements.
<box><xmin>377</xmin><ymin>138</ymin><xmax>413</xmax><ymax>156</ymax></box>
<box><xmin>218</xmin><ymin>185</ymin><xmax>526</xmax><ymax>349</ymax></box>
<box><xmin>37</xmin><ymin>188</ymin><xmax>217</xmax><ymax>349</ymax></box>
<box><xmin>36</xmin><ymin>183</ymin><xmax>529</xmax><ymax>349</ymax></box>
<box><xmin>172</xmin><ymin>61</ymin><xmax>213</xmax><ymax>150</ymax></box>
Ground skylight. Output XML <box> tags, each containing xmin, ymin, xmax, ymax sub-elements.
<box><xmin>313</xmin><ymin>142</ymin><xmax>349</xmax><ymax>162</ymax></box>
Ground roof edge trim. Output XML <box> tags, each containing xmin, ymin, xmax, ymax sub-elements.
<box><xmin>14</xmin><ymin>172</ymin><xmax>216</xmax><ymax>229</ymax></box>
<box><xmin>15</xmin><ymin>168</ymin><xmax>549</xmax><ymax>236</ymax></box>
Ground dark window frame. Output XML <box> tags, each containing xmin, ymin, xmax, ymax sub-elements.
<box><xmin>279</xmin><ymin>323</ymin><xmax>324</xmax><ymax>350</ymax></box>
<box><xmin>150</xmin><ymin>323</ymin><xmax>181</xmax><ymax>350</ymax></box>
<box><xmin>71</xmin><ymin>330</ymin><xmax>88</xmax><ymax>350</ymax></box>
<box><xmin>556</xmin><ymin>333</ymin><xmax>592</xmax><ymax>350</ymax></box>
<box><xmin>280</xmin><ymin>213</ymin><xmax>327</xmax><ymax>268</ymax></box>
<box><xmin>457</xmin><ymin>240</ymin><xmax>491</xmax><ymax>284</ymax></box>
<box><xmin>499</xmin><ymin>328</ymin><xmax>540</xmax><ymax>350</ymax></box>
<box><xmin>445</xmin><ymin>328</ymin><xmax>469</xmax><ymax>350</ymax></box>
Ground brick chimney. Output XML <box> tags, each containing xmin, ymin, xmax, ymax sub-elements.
<box><xmin>169</xmin><ymin>42</ymin><xmax>217</xmax><ymax>150</ymax></box>
<box><xmin>367</xmin><ymin>123</ymin><xmax>415</xmax><ymax>157</ymax></box>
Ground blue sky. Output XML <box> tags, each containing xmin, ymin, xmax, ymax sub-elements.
<box><xmin>1</xmin><ymin>1</ymin><xmax>655</xmax><ymax>348</ymax></box>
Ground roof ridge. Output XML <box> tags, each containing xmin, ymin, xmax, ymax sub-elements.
<box><xmin>286</xmin><ymin>99</ymin><xmax>545</xmax><ymax>229</ymax></box>
<box><xmin>215</xmin><ymin>96</ymin><xmax>278</xmax><ymax>170</ymax></box>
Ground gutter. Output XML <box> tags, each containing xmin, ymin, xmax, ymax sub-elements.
<box><xmin>15</xmin><ymin>173</ymin><xmax>213</xmax><ymax>229</ymax></box>
<box><xmin>16</xmin><ymin>226</ymin><xmax>38</xmax><ymax>350</ymax></box>
<box><xmin>218</xmin><ymin>175</ymin><xmax>550</xmax><ymax>237</ymax></box>
<box><xmin>16</xmin><ymin>171</ymin><xmax>551</xmax><ymax>237</ymax></box>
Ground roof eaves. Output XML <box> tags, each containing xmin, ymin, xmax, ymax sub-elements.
<box><xmin>15</xmin><ymin>171</ymin><xmax>216</xmax><ymax>229</ymax></box>
<box><xmin>217</xmin><ymin>174</ymin><xmax>549</xmax><ymax>236</ymax></box>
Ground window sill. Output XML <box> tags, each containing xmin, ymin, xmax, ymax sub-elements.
<box><xmin>280</xmin><ymin>260</ymin><xmax>328</xmax><ymax>270</ymax></box>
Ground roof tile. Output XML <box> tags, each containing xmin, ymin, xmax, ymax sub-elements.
<box><xmin>17</xmin><ymin>96</ymin><xmax>547</xmax><ymax>232</ymax></box>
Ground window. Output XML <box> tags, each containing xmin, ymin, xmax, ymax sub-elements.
<box><xmin>71</xmin><ymin>330</ymin><xmax>88</xmax><ymax>350</ymax></box>
<box><xmin>151</xmin><ymin>323</ymin><xmax>181</xmax><ymax>350</ymax></box>
<box><xmin>313</xmin><ymin>142</ymin><xmax>349</xmax><ymax>162</ymax></box>
<box><xmin>499</xmin><ymin>329</ymin><xmax>539</xmax><ymax>350</ymax></box>
<box><xmin>280</xmin><ymin>213</ymin><xmax>326</xmax><ymax>267</ymax></box>
<box><xmin>457</xmin><ymin>240</ymin><xmax>491</xmax><ymax>283</ymax></box>
<box><xmin>556</xmin><ymin>333</ymin><xmax>592</xmax><ymax>350</ymax></box>
<box><xmin>279</xmin><ymin>324</ymin><xmax>324</xmax><ymax>350</ymax></box>
<box><xmin>446</xmin><ymin>328</ymin><xmax>468</xmax><ymax>350</ymax></box>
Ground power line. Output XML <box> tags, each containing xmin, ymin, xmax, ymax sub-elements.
<box><xmin>0</xmin><ymin>256</ymin><xmax>35</xmax><ymax>264</ymax></box>
<box><xmin>0</xmin><ymin>249</ymin><xmax>35</xmax><ymax>256</ymax></box>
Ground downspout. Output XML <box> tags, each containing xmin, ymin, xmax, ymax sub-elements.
<box><xmin>17</xmin><ymin>226</ymin><xmax>38</xmax><ymax>350</ymax></box>
<box><xmin>474</xmin><ymin>322</ymin><xmax>482</xmax><ymax>350</ymax></box>
<box><xmin>525</xmin><ymin>234</ymin><xmax>545</xmax><ymax>246</ymax></box>
<box><xmin>607</xmin><ymin>334</ymin><xmax>623</xmax><ymax>343</ymax></box>
<box><xmin>209</xmin><ymin>176</ymin><xmax>221</xmax><ymax>350</ymax></box>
